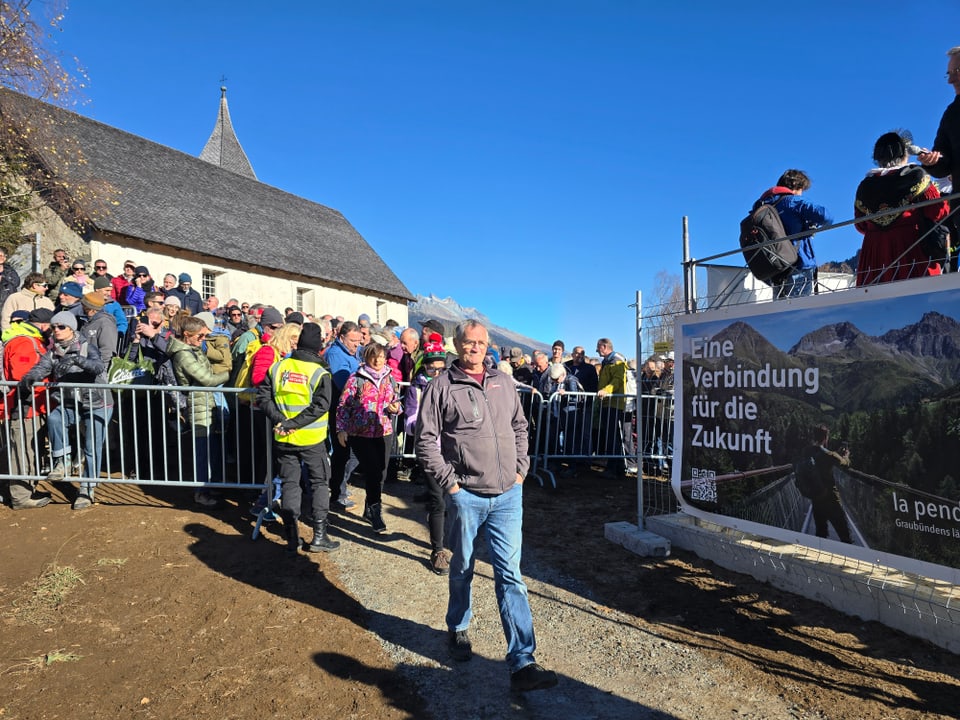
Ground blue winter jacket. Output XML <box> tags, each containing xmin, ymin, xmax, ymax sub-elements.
<box><xmin>759</xmin><ymin>189</ymin><xmax>833</xmax><ymax>270</ymax></box>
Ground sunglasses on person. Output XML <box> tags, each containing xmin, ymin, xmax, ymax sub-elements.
<box><xmin>151</xmin><ymin>321</ymin><xmax>162</xmax><ymax>329</ymax></box>
<box><xmin>229</xmin><ymin>311</ymin><xmax>242</xmax><ymax>317</ymax></box>
<box><xmin>51</xmin><ymin>324</ymin><xmax>71</xmax><ymax>331</ymax></box>
<box><xmin>72</xmin><ymin>266</ymin><xmax>85</xmax><ymax>272</ymax></box>
<box><xmin>94</xmin><ymin>264</ymin><xmax>107</xmax><ymax>270</ymax></box>
<box><xmin>425</xmin><ymin>365</ymin><xmax>446</xmax><ymax>375</ymax></box>
<box><xmin>137</xmin><ymin>273</ymin><xmax>149</xmax><ymax>278</ymax></box>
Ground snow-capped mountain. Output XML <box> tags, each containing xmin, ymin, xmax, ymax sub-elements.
<box><xmin>408</xmin><ymin>294</ymin><xmax>550</xmax><ymax>355</ymax></box>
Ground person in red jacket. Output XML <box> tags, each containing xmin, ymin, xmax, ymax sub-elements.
<box><xmin>2</xmin><ymin>308</ymin><xmax>53</xmax><ymax>508</ymax></box>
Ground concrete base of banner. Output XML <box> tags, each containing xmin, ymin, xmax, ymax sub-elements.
<box><xmin>645</xmin><ymin>512</ymin><xmax>960</xmax><ymax>654</ymax></box>
<box><xmin>604</xmin><ymin>521</ymin><xmax>671</xmax><ymax>557</ymax></box>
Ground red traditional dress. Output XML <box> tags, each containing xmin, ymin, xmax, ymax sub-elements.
<box><xmin>854</xmin><ymin>164</ymin><xmax>949</xmax><ymax>287</ymax></box>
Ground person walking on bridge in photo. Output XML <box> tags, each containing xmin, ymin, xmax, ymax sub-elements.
<box><xmin>799</xmin><ymin>424</ymin><xmax>853</xmax><ymax>544</ymax></box>
<box><xmin>416</xmin><ymin>319</ymin><xmax>557</xmax><ymax>693</ymax></box>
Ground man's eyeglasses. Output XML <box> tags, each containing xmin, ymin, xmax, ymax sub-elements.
<box><xmin>241</xmin><ymin>305</ymin><xmax>250</xmax><ymax>311</ymax></box>
<box><xmin>196</xmin><ymin>331</ymin><xmax>210</xmax><ymax>339</ymax></box>
<box><xmin>51</xmin><ymin>324</ymin><xmax>70</xmax><ymax>331</ymax></box>
<box><xmin>94</xmin><ymin>264</ymin><xmax>107</xmax><ymax>270</ymax></box>
<box><xmin>460</xmin><ymin>339</ymin><xmax>488</xmax><ymax>348</ymax></box>
<box><xmin>268</xmin><ymin>323</ymin><xmax>282</xmax><ymax>330</ymax></box>
<box><xmin>229</xmin><ymin>311</ymin><xmax>242</xmax><ymax>317</ymax></box>
<box><xmin>947</xmin><ymin>68</ymin><xmax>960</xmax><ymax>79</ymax></box>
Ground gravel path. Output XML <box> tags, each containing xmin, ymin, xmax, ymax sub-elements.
<box><xmin>327</xmin><ymin>480</ymin><xmax>807</xmax><ymax>720</ymax></box>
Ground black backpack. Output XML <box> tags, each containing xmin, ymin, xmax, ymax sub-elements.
<box><xmin>739</xmin><ymin>196</ymin><xmax>799</xmax><ymax>283</ymax></box>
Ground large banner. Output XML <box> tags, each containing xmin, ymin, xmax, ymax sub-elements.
<box><xmin>672</xmin><ymin>274</ymin><xmax>960</xmax><ymax>584</ymax></box>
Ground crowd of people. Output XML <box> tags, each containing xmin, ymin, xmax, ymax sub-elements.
<box><xmin>2</xmin><ymin>285</ymin><xmax>622</xmax><ymax>689</ymax></box>
<box><xmin>9</xmin><ymin>45</ymin><xmax>958</xmax><ymax>691</ymax></box>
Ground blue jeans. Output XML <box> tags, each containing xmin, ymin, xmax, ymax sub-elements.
<box><xmin>775</xmin><ymin>266</ymin><xmax>816</xmax><ymax>298</ymax></box>
<box><xmin>48</xmin><ymin>403</ymin><xmax>114</xmax><ymax>499</ymax></box>
<box><xmin>445</xmin><ymin>483</ymin><xmax>537</xmax><ymax>672</ymax></box>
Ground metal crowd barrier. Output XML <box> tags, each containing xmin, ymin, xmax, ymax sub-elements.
<box><xmin>1</xmin><ymin>381</ymin><xmax>269</xmax><ymax>496</ymax></box>
<box><xmin>535</xmin><ymin>390</ymin><xmax>643</xmax><ymax>488</ymax></box>
<box><xmin>1</xmin><ymin>378</ymin><xmax>676</xmax><ymax>500</ymax></box>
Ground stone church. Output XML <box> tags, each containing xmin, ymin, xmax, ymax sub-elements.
<box><xmin>0</xmin><ymin>87</ymin><xmax>412</xmax><ymax>322</ymax></box>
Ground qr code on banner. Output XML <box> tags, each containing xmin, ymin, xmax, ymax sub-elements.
<box><xmin>690</xmin><ymin>468</ymin><xmax>717</xmax><ymax>503</ymax></box>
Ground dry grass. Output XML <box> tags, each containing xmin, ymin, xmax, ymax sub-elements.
<box><xmin>9</xmin><ymin>564</ymin><xmax>85</xmax><ymax>625</ymax></box>
<box><xmin>96</xmin><ymin>557</ymin><xmax>127</xmax><ymax>567</ymax></box>
<box><xmin>3</xmin><ymin>649</ymin><xmax>83</xmax><ymax>675</ymax></box>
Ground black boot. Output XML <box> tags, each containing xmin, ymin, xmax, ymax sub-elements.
<box><xmin>363</xmin><ymin>502</ymin><xmax>387</xmax><ymax>533</ymax></box>
<box><xmin>306</xmin><ymin>518</ymin><xmax>340</xmax><ymax>552</ymax></box>
<box><xmin>280</xmin><ymin>510</ymin><xmax>300</xmax><ymax>553</ymax></box>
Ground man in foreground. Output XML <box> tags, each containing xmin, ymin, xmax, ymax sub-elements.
<box><xmin>415</xmin><ymin>319</ymin><xmax>557</xmax><ymax>693</ymax></box>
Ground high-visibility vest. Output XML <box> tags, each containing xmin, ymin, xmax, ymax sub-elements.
<box><xmin>270</xmin><ymin>357</ymin><xmax>329</xmax><ymax>446</ymax></box>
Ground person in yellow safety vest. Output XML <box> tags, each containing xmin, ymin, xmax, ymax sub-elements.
<box><xmin>256</xmin><ymin>322</ymin><xmax>340</xmax><ymax>553</ymax></box>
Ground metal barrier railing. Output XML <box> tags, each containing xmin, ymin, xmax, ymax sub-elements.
<box><xmin>1</xmin><ymin>378</ymin><xmax>676</xmax><ymax>500</ymax></box>
<box><xmin>1</xmin><ymin>381</ymin><xmax>269</xmax><ymax>495</ymax></box>
<box><xmin>534</xmin><ymin>390</ymin><xmax>677</xmax><ymax>488</ymax></box>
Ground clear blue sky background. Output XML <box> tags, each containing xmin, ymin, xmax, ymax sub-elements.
<box><xmin>49</xmin><ymin>1</ymin><xmax>959</xmax><ymax>356</ymax></box>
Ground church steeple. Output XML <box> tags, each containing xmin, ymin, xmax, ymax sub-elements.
<box><xmin>199</xmin><ymin>86</ymin><xmax>257</xmax><ymax>180</ymax></box>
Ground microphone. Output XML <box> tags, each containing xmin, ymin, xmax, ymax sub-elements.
<box><xmin>901</xmin><ymin>129</ymin><xmax>928</xmax><ymax>156</ymax></box>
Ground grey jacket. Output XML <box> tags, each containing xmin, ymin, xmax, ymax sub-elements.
<box><xmin>415</xmin><ymin>361</ymin><xmax>529</xmax><ymax>493</ymax></box>
<box><xmin>79</xmin><ymin>310</ymin><xmax>118</xmax><ymax>367</ymax></box>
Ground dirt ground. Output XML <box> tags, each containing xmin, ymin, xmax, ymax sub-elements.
<box><xmin>1</xmin><ymin>469</ymin><xmax>959</xmax><ymax>720</ymax></box>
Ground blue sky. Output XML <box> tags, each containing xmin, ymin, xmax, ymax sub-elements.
<box><xmin>48</xmin><ymin>1</ymin><xmax>959</xmax><ymax>356</ymax></box>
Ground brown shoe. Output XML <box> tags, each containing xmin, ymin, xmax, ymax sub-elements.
<box><xmin>431</xmin><ymin>549</ymin><xmax>452</xmax><ymax>575</ymax></box>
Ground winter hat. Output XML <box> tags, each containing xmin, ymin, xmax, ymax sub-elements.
<box><xmin>81</xmin><ymin>291</ymin><xmax>106</xmax><ymax>310</ymax></box>
<box><xmin>10</xmin><ymin>310</ymin><xmax>29</xmax><ymax>322</ymax></box>
<box><xmin>134</xmin><ymin>265</ymin><xmax>149</xmax><ymax>276</ymax></box>
<box><xmin>194</xmin><ymin>312</ymin><xmax>216</xmax><ymax>331</ymax></box>
<box><xmin>28</xmin><ymin>307</ymin><xmax>54</xmax><ymax>324</ymax></box>
<box><xmin>259</xmin><ymin>307</ymin><xmax>284</xmax><ymax>326</ymax></box>
<box><xmin>423</xmin><ymin>339</ymin><xmax>446</xmax><ymax>361</ymax></box>
<box><xmin>357</xmin><ymin>313</ymin><xmax>371</xmax><ymax>326</ymax></box>
<box><xmin>420</xmin><ymin>318</ymin><xmax>444</xmax><ymax>335</ymax></box>
<box><xmin>285</xmin><ymin>311</ymin><xmax>305</xmax><ymax>325</ymax></box>
<box><xmin>163</xmin><ymin>295</ymin><xmax>181</xmax><ymax>307</ymax></box>
<box><xmin>298</xmin><ymin>323</ymin><xmax>324</xmax><ymax>352</ymax></box>
<box><xmin>178</xmin><ymin>273</ymin><xmax>192</xmax><ymax>284</ymax></box>
<box><xmin>59</xmin><ymin>281</ymin><xmax>84</xmax><ymax>299</ymax></box>
<box><xmin>93</xmin><ymin>276</ymin><xmax>112</xmax><ymax>290</ymax></box>
<box><xmin>548</xmin><ymin>363</ymin><xmax>566</xmax><ymax>380</ymax></box>
<box><xmin>50</xmin><ymin>311</ymin><xmax>77</xmax><ymax>330</ymax></box>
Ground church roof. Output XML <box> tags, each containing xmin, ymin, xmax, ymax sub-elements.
<box><xmin>199</xmin><ymin>87</ymin><xmax>257</xmax><ymax>180</ymax></box>
<box><xmin>0</xmin><ymin>89</ymin><xmax>413</xmax><ymax>302</ymax></box>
